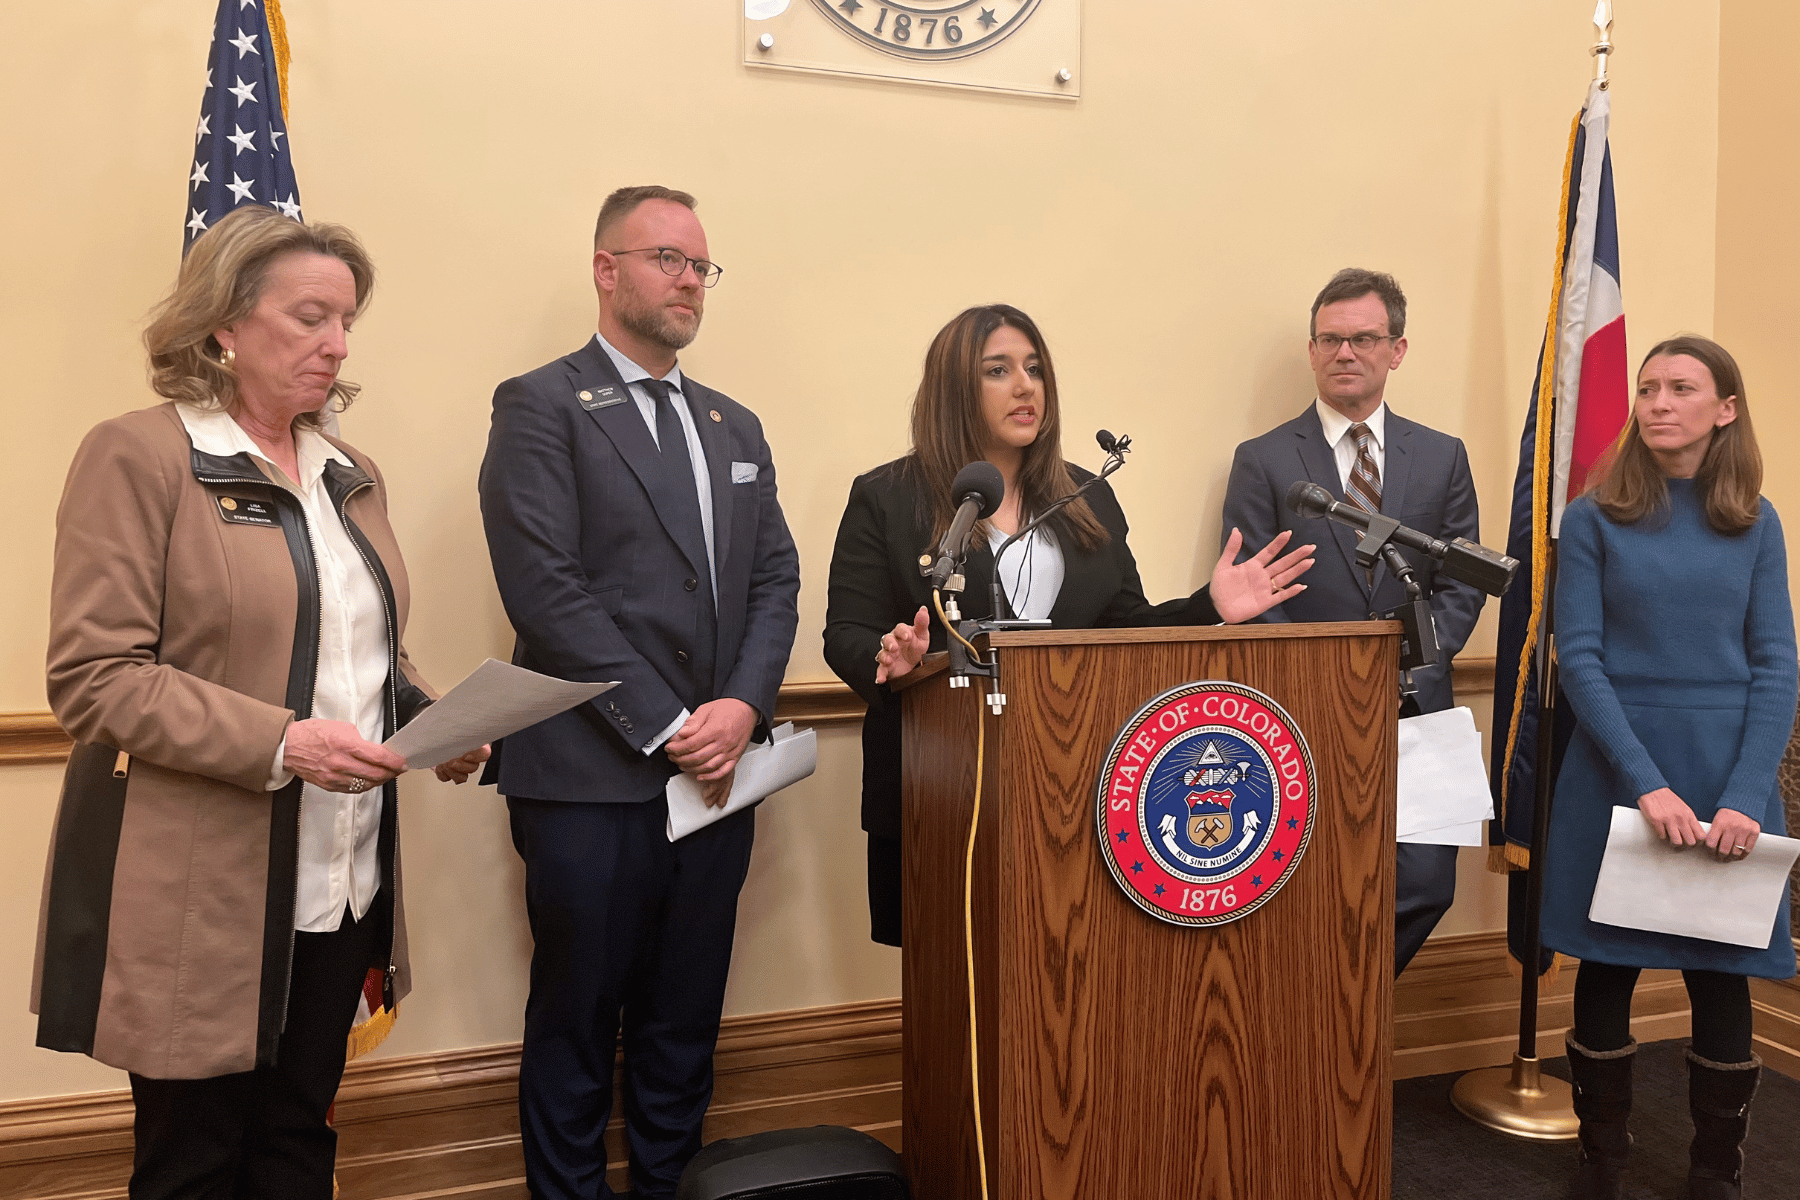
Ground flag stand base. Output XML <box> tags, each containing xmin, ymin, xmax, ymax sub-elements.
<box><xmin>1450</xmin><ymin>1053</ymin><xmax>1579</xmax><ymax>1141</ymax></box>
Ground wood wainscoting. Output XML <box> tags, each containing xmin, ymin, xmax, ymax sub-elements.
<box><xmin>0</xmin><ymin>660</ymin><xmax>1498</xmax><ymax>768</ymax></box>
<box><xmin>9</xmin><ymin>930</ymin><xmax>1787</xmax><ymax>1200</ymax></box>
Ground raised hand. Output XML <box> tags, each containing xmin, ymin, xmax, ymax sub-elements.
<box><xmin>875</xmin><ymin>606</ymin><xmax>932</xmax><ymax>685</ymax></box>
<box><xmin>1210</xmin><ymin>528</ymin><xmax>1315</xmax><ymax>624</ymax></box>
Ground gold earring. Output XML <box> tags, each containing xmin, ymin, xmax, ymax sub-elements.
<box><xmin>221</xmin><ymin>347</ymin><xmax>235</xmax><ymax>367</ymax></box>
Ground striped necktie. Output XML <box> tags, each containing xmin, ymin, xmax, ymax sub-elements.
<box><xmin>1346</xmin><ymin>423</ymin><xmax>1381</xmax><ymax>514</ymax></box>
<box><xmin>1347</xmin><ymin>423</ymin><xmax>1381</xmax><ymax>585</ymax></box>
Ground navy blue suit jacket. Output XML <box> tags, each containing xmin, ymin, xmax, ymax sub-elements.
<box><xmin>478</xmin><ymin>338</ymin><xmax>800</xmax><ymax>803</ymax></box>
<box><xmin>1221</xmin><ymin>404</ymin><xmax>1483</xmax><ymax>714</ymax></box>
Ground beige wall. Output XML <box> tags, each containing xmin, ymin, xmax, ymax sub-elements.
<box><xmin>1716</xmin><ymin>0</ymin><xmax>1800</xmax><ymax>548</ymax></box>
<box><xmin>0</xmin><ymin>1</ymin><xmax>1728</xmax><ymax>1101</ymax></box>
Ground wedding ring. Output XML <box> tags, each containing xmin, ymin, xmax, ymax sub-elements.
<box><xmin>347</xmin><ymin>776</ymin><xmax>371</xmax><ymax>793</ymax></box>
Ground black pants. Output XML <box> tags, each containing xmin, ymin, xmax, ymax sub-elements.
<box><xmin>509</xmin><ymin>795</ymin><xmax>756</xmax><ymax>1200</ymax></box>
<box><xmin>1394</xmin><ymin>842</ymin><xmax>1459</xmax><ymax>976</ymax></box>
<box><xmin>1573</xmin><ymin>959</ymin><xmax>1754</xmax><ymax>1063</ymax></box>
<box><xmin>128</xmin><ymin>906</ymin><xmax>379</xmax><ymax>1200</ymax></box>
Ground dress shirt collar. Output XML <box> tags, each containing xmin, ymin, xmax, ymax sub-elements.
<box><xmin>177</xmin><ymin>401</ymin><xmax>351</xmax><ymax>491</ymax></box>
<box><xmin>594</xmin><ymin>332</ymin><xmax>684</xmax><ymax>394</ymax></box>
<box><xmin>1314</xmin><ymin>397</ymin><xmax>1387</xmax><ymax>451</ymax></box>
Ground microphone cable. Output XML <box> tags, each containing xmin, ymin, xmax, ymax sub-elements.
<box><xmin>928</xmin><ymin>584</ymin><xmax>991</xmax><ymax>1199</ymax></box>
<box><xmin>962</xmin><ymin>679</ymin><xmax>991</xmax><ymax>1200</ymax></box>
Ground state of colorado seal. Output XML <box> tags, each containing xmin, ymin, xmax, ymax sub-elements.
<box><xmin>1096</xmin><ymin>682</ymin><xmax>1317</xmax><ymax>927</ymax></box>
<box><xmin>811</xmin><ymin>0</ymin><xmax>1042</xmax><ymax>62</ymax></box>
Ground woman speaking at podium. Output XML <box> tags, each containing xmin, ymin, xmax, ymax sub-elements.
<box><xmin>1540</xmin><ymin>336</ymin><xmax>1796</xmax><ymax>1200</ymax></box>
<box><xmin>823</xmin><ymin>303</ymin><xmax>1314</xmax><ymax>947</ymax></box>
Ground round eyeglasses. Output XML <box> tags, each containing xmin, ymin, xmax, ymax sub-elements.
<box><xmin>608</xmin><ymin>246</ymin><xmax>724</xmax><ymax>288</ymax></box>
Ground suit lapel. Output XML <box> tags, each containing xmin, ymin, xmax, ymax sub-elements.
<box><xmin>686</xmin><ymin>381</ymin><xmax>734</xmax><ymax>564</ymax></box>
<box><xmin>566</xmin><ymin>342</ymin><xmax>711</xmax><ymax>582</ymax></box>
<box><xmin>1293</xmin><ymin>406</ymin><xmax>1371</xmax><ymax>599</ymax></box>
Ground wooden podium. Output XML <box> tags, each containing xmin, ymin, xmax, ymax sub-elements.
<box><xmin>897</xmin><ymin>623</ymin><xmax>1399</xmax><ymax>1200</ymax></box>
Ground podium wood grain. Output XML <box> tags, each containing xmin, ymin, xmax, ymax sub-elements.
<box><xmin>900</xmin><ymin>624</ymin><xmax>1397</xmax><ymax>1200</ymax></box>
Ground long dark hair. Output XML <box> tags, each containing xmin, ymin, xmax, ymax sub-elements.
<box><xmin>901</xmin><ymin>304</ymin><xmax>1108</xmax><ymax>553</ymax></box>
<box><xmin>1588</xmin><ymin>335</ymin><xmax>1762</xmax><ymax>535</ymax></box>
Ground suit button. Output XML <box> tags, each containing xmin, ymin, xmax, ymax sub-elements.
<box><xmin>676</xmin><ymin>650</ymin><xmax>690</xmax><ymax>664</ymax></box>
<box><xmin>684</xmin><ymin>578</ymin><xmax>698</xmax><ymax>592</ymax></box>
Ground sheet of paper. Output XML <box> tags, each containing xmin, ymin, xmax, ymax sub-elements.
<box><xmin>384</xmin><ymin>658</ymin><xmax>615</xmax><ymax>770</ymax></box>
<box><xmin>1399</xmin><ymin>818</ymin><xmax>1486</xmax><ymax>847</ymax></box>
<box><xmin>666</xmin><ymin>723</ymin><xmax>818</xmax><ymax>841</ymax></box>
<box><xmin>1396</xmin><ymin>707</ymin><xmax>1494</xmax><ymax>839</ymax></box>
<box><xmin>1589</xmin><ymin>807</ymin><xmax>1800</xmax><ymax>949</ymax></box>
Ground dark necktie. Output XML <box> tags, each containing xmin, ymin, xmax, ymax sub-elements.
<box><xmin>637</xmin><ymin>377</ymin><xmax>707</xmax><ymax>543</ymax></box>
<box><xmin>1347</xmin><ymin>423</ymin><xmax>1381</xmax><ymax>585</ymax></box>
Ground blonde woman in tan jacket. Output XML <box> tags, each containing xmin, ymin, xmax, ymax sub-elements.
<box><xmin>33</xmin><ymin>205</ymin><xmax>487</xmax><ymax>1200</ymax></box>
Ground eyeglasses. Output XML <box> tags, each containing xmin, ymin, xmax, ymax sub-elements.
<box><xmin>1312</xmin><ymin>332</ymin><xmax>1398</xmax><ymax>354</ymax></box>
<box><xmin>607</xmin><ymin>246</ymin><xmax>724</xmax><ymax>288</ymax></box>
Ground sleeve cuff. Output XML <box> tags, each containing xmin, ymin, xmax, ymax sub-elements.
<box><xmin>642</xmin><ymin>708</ymin><xmax>689</xmax><ymax>755</ymax></box>
<box><xmin>267</xmin><ymin>735</ymin><xmax>294</xmax><ymax>792</ymax></box>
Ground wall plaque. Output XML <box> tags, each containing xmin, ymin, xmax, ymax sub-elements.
<box><xmin>744</xmin><ymin>0</ymin><xmax>1081</xmax><ymax>100</ymax></box>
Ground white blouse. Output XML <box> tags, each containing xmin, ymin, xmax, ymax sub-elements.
<box><xmin>989</xmin><ymin>524</ymin><xmax>1065</xmax><ymax>621</ymax></box>
<box><xmin>179</xmin><ymin>404</ymin><xmax>388</xmax><ymax>935</ymax></box>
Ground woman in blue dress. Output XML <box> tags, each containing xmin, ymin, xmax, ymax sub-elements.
<box><xmin>1542</xmin><ymin>335</ymin><xmax>1797</xmax><ymax>1200</ymax></box>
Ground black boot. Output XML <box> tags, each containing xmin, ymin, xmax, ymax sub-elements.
<box><xmin>1687</xmin><ymin>1048</ymin><xmax>1760</xmax><ymax>1199</ymax></box>
<box><xmin>1565</xmin><ymin>1035</ymin><xmax>1635</xmax><ymax>1200</ymax></box>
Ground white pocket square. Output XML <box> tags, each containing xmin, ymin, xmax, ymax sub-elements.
<box><xmin>731</xmin><ymin>461</ymin><xmax>758</xmax><ymax>484</ymax></box>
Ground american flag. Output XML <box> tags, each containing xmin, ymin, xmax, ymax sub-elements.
<box><xmin>184</xmin><ymin>0</ymin><xmax>299</xmax><ymax>250</ymax></box>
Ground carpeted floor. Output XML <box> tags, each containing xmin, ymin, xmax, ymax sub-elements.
<box><xmin>1394</xmin><ymin>1040</ymin><xmax>1800</xmax><ymax>1199</ymax></box>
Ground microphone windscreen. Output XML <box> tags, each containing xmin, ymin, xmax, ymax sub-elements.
<box><xmin>1096</xmin><ymin>429</ymin><xmax>1118</xmax><ymax>454</ymax></box>
<box><xmin>952</xmin><ymin>461</ymin><xmax>1006</xmax><ymax>519</ymax></box>
<box><xmin>1285</xmin><ymin>480</ymin><xmax>1333</xmax><ymax>518</ymax></box>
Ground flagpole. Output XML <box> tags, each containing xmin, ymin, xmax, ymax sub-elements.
<box><xmin>1448</xmin><ymin>1</ymin><xmax>1618</xmax><ymax>1141</ymax></box>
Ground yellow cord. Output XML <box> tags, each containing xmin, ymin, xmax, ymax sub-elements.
<box><xmin>932</xmin><ymin>588</ymin><xmax>985</xmax><ymax>660</ymax></box>
<box><xmin>964</xmin><ymin>684</ymin><xmax>990</xmax><ymax>1200</ymax></box>
<box><xmin>926</xmin><ymin>582</ymin><xmax>991</xmax><ymax>1194</ymax></box>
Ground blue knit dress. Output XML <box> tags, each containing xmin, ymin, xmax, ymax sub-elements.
<box><xmin>1540</xmin><ymin>480</ymin><xmax>1798</xmax><ymax>977</ymax></box>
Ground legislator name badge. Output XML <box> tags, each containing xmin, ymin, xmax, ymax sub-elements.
<box><xmin>1096</xmin><ymin>682</ymin><xmax>1317</xmax><ymax>927</ymax></box>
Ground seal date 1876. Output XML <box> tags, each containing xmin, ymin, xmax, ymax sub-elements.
<box><xmin>811</xmin><ymin>0</ymin><xmax>1043</xmax><ymax>61</ymax></box>
<box><xmin>1096</xmin><ymin>682</ymin><xmax>1318</xmax><ymax>928</ymax></box>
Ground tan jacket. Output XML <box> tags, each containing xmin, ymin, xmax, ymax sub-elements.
<box><xmin>33</xmin><ymin>403</ymin><xmax>434</xmax><ymax>1079</ymax></box>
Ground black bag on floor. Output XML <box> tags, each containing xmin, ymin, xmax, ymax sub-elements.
<box><xmin>675</xmin><ymin>1125</ymin><xmax>909</xmax><ymax>1200</ymax></box>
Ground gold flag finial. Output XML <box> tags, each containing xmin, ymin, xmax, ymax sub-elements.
<box><xmin>1592</xmin><ymin>0</ymin><xmax>1615</xmax><ymax>89</ymax></box>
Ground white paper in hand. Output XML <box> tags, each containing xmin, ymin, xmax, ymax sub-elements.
<box><xmin>1589</xmin><ymin>807</ymin><xmax>1800</xmax><ymax>949</ymax></box>
<box><xmin>666</xmin><ymin>723</ymin><xmax>818</xmax><ymax>841</ymax></box>
<box><xmin>384</xmin><ymin>658</ymin><xmax>615</xmax><ymax>770</ymax></box>
<box><xmin>1396</xmin><ymin>707</ymin><xmax>1494</xmax><ymax>842</ymax></box>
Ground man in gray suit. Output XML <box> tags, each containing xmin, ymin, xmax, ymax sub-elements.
<box><xmin>1221</xmin><ymin>267</ymin><xmax>1483</xmax><ymax>975</ymax></box>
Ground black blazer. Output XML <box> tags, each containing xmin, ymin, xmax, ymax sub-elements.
<box><xmin>823</xmin><ymin>457</ymin><xmax>1220</xmax><ymax>839</ymax></box>
<box><xmin>1220</xmin><ymin>404</ymin><xmax>1483</xmax><ymax>714</ymax></box>
<box><xmin>478</xmin><ymin>338</ymin><xmax>801</xmax><ymax>803</ymax></box>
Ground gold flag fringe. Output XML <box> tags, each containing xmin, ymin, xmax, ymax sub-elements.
<box><xmin>346</xmin><ymin>1001</ymin><xmax>397</xmax><ymax>1061</ymax></box>
<box><xmin>1488</xmin><ymin>108</ymin><xmax>1583</xmax><ymax>878</ymax></box>
<box><xmin>267</xmin><ymin>0</ymin><xmax>292</xmax><ymax>124</ymax></box>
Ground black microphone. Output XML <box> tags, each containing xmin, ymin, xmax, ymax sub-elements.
<box><xmin>1284</xmin><ymin>480</ymin><xmax>1518</xmax><ymax>597</ymax></box>
<box><xmin>926</xmin><ymin>461</ymin><xmax>1005</xmax><ymax>590</ymax></box>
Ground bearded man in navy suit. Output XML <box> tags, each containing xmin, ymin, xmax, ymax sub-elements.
<box><xmin>1221</xmin><ymin>268</ymin><xmax>1484</xmax><ymax>976</ymax></box>
<box><xmin>479</xmin><ymin>185</ymin><xmax>800</xmax><ymax>1199</ymax></box>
